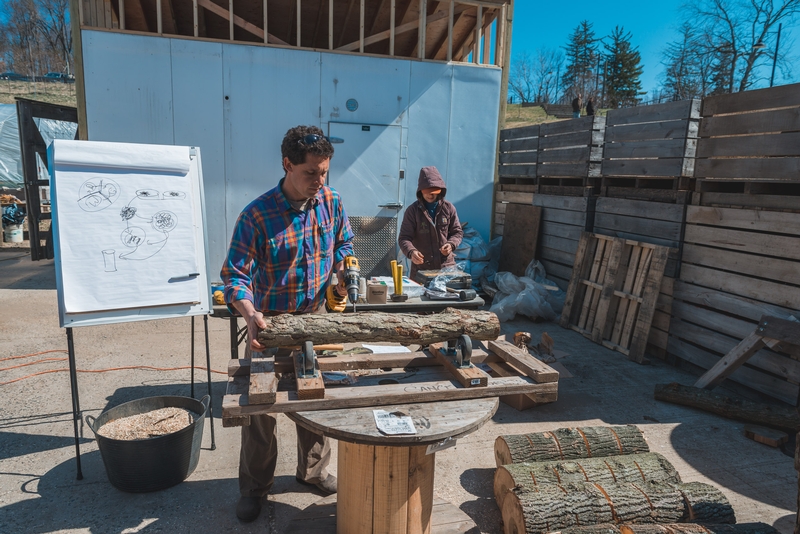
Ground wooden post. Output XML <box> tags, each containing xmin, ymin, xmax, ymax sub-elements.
<box><xmin>417</xmin><ymin>0</ymin><xmax>427</xmax><ymax>59</ymax></box>
<box><xmin>359</xmin><ymin>0</ymin><xmax>364</xmax><ymax>52</ymax></box>
<box><xmin>296</xmin><ymin>0</ymin><xmax>301</xmax><ymax>46</ymax></box>
<box><xmin>407</xmin><ymin>446</ymin><xmax>435</xmax><ymax>534</ymax></box>
<box><xmin>483</xmin><ymin>13</ymin><xmax>491</xmax><ymax>64</ymax></box>
<box><xmin>192</xmin><ymin>0</ymin><xmax>198</xmax><ymax>36</ymax></box>
<box><xmin>157</xmin><ymin>0</ymin><xmax>163</xmax><ymax>33</ymax></box>
<box><xmin>328</xmin><ymin>0</ymin><xmax>333</xmax><ymax>49</ymax></box>
<box><xmin>263</xmin><ymin>0</ymin><xmax>268</xmax><ymax>43</ymax></box>
<box><xmin>228</xmin><ymin>0</ymin><xmax>233</xmax><ymax>39</ymax></box>
<box><xmin>473</xmin><ymin>5</ymin><xmax>481</xmax><ymax>64</ymax></box>
<box><xmin>119</xmin><ymin>0</ymin><xmax>125</xmax><ymax>29</ymax></box>
<box><xmin>447</xmin><ymin>0</ymin><xmax>453</xmax><ymax>61</ymax></box>
<box><xmin>389</xmin><ymin>0</ymin><xmax>395</xmax><ymax>55</ymax></box>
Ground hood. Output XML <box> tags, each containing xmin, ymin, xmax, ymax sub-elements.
<box><xmin>416</xmin><ymin>166</ymin><xmax>447</xmax><ymax>200</ymax></box>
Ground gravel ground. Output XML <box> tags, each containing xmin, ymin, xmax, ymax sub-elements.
<box><xmin>0</xmin><ymin>249</ymin><xmax>795</xmax><ymax>533</ymax></box>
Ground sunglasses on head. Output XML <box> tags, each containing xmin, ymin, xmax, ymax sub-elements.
<box><xmin>298</xmin><ymin>134</ymin><xmax>328</xmax><ymax>146</ymax></box>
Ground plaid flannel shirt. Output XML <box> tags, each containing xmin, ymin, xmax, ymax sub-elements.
<box><xmin>221</xmin><ymin>179</ymin><xmax>354</xmax><ymax>313</ymax></box>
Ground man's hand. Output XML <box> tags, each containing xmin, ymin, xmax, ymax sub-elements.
<box><xmin>334</xmin><ymin>260</ymin><xmax>346</xmax><ymax>296</ymax></box>
<box><xmin>440</xmin><ymin>243</ymin><xmax>453</xmax><ymax>256</ymax></box>
<box><xmin>410</xmin><ymin>250</ymin><xmax>424</xmax><ymax>265</ymax></box>
<box><xmin>231</xmin><ymin>299</ymin><xmax>267</xmax><ymax>352</ymax></box>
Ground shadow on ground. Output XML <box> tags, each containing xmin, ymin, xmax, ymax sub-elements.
<box><xmin>460</xmin><ymin>468</ymin><xmax>500</xmax><ymax>533</ymax></box>
<box><xmin>0</xmin><ymin>252</ymin><xmax>56</xmax><ymax>289</ymax></box>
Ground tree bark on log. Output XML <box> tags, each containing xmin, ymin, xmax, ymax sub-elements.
<box><xmin>550</xmin><ymin>523</ymin><xmax>779</xmax><ymax>534</ymax></box>
<box><xmin>495</xmin><ymin>425</ymin><xmax>649</xmax><ymax>467</ymax></box>
<box><xmin>256</xmin><ymin>308</ymin><xmax>500</xmax><ymax>347</ymax></box>
<box><xmin>654</xmin><ymin>383</ymin><xmax>800</xmax><ymax>432</ymax></box>
<box><xmin>494</xmin><ymin>453</ymin><xmax>681</xmax><ymax>510</ymax></box>
<box><xmin>502</xmin><ymin>481</ymin><xmax>734</xmax><ymax>534</ymax></box>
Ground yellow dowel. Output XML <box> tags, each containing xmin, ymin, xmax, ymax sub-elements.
<box><xmin>390</xmin><ymin>260</ymin><xmax>398</xmax><ymax>294</ymax></box>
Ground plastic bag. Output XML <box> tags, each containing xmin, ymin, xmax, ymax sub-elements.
<box><xmin>489</xmin><ymin>260</ymin><xmax>566</xmax><ymax>322</ymax></box>
<box><xmin>454</xmin><ymin>224</ymin><xmax>491</xmax><ymax>288</ymax></box>
<box><xmin>2</xmin><ymin>203</ymin><xmax>25</xmax><ymax>226</ymax></box>
<box><xmin>429</xmin><ymin>263</ymin><xmax>468</xmax><ymax>292</ymax></box>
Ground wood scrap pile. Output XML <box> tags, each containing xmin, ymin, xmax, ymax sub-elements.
<box><xmin>97</xmin><ymin>407</ymin><xmax>197</xmax><ymax>440</ymax></box>
<box><xmin>491</xmin><ymin>425</ymin><xmax>765</xmax><ymax>534</ymax></box>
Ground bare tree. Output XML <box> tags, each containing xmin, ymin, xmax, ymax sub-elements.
<box><xmin>36</xmin><ymin>0</ymin><xmax>72</xmax><ymax>75</ymax></box>
<box><xmin>0</xmin><ymin>0</ymin><xmax>71</xmax><ymax>76</ymax></box>
<box><xmin>509</xmin><ymin>51</ymin><xmax>536</xmax><ymax>103</ymax></box>
<box><xmin>682</xmin><ymin>0</ymin><xmax>799</xmax><ymax>92</ymax></box>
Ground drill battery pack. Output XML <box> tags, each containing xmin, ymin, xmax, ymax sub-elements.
<box><xmin>414</xmin><ymin>269</ymin><xmax>472</xmax><ymax>290</ymax></box>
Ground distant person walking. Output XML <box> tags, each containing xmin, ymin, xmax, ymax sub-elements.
<box><xmin>586</xmin><ymin>97</ymin><xmax>595</xmax><ymax>116</ymax></box>
<box><xmin>572</xmin><ymin>93</ymin><xmax>582</xmax><ymax>118</ymax></box>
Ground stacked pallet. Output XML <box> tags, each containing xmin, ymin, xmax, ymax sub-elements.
<box><xmin>493</xmin><ymin>425</ymin><xmax>737</xmax><ymax>534</ymax></box>
<box><xmin>533</xmin><ymin>195</ymin><xmax>596</xmax><ymax>290</ymax></box>
<box><xmin>498</xmin><ymin>124</ymin><xmax>539</xmax><ymax>190</ymax></box>
<box><xmin>495</xmin><ymin>189</ymin><xmax>535</xmax><ymax>238</ymax></box>
<box><xmin>537</xmin><ymin>116</ymin><xmax>605</xmax><ymax>196</ymax></box>
<box><xmin>665</xmin><ymin>84</ymin><xmax>800</xmax><ymax>404</ymax></box>
<box><xmin>601</xmin><ymin>99</ymin><xmax>699</xmax><ymax>203</ymax></box>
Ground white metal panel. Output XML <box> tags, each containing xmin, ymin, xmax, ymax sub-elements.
<box><xmin>404</xmin><ymin>61</ymin><xmax>453</xmax><ymax>216</ymax></box>
<box><xmin>222</xmin><ymin>45</ymin><xmax>321</xmax><ymax>225</ymax></box>
<box><xmin>446</xmin><ymin>65</ymin><xmax>502</xmax><ymax>241</ymax></box>
<box><xmin>82</xmin><ymin>31</ymin><xmax>174</xmax><ymax>145</ymax></box>
<box><xmin>170</xmin><ymin>39</ymin><xmax>227</xmax><ymax>279</ymax></box>
<box><xmin>327</xmin><ymin>122</ymin><xmax>402</xmax><ymax>218</ymax></box>
<box><xmin>320</xmin><ymin>53</ymin><xmax>411</xmax><ymax>127</ymax></box>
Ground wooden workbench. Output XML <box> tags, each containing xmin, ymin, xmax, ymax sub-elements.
<box><xmin>285</xmin><ymin>397</ymin><xmax>498</xmax><ymax>533</ymax></box>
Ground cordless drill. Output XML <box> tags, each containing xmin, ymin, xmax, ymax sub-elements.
<box><xmin>343</xmin><ymin>255</ymin><xmax>361</xmax><ymax>312</ymax></box>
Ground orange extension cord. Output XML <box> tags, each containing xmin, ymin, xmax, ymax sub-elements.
<box><xmin>0</xmin><ymin>349</ymin><xmax>227</xmax><ymax>386</ymax></box>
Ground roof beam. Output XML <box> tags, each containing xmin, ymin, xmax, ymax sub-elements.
<box><xmin>196</xmin><ymin>0</ymin><xmax>288</xmax><ymax>44</ymax></box>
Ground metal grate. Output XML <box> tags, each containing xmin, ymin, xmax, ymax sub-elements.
<box><xmin>348</xmin><ymin>216</ymin><xmax>397</xmax><ymax>278</ymax></box>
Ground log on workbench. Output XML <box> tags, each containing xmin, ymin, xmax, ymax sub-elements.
<box><xmin>654</xmin><ymin>383</ymin><xmax>800</xmax><ymax>432</ymax></box>
<box><xmin>494</xmin><ymin>452</ymin><xmax>681</xmax><ymax>510</ymax></box>
<box><xmin>502</xmin><ymin>481</ymin><xmax>734</xmax><ymax>534</ymax></box>
<box><xmin>552</xmin><ymin>523</ymin><xmax>779</xmax><ymax>534</ymax></box>
<box><xmin>494</xmin><ymin>425</ymin><xmax>649</xmax><ymax>467</ymax></box>
<box><xmin>256</xmin><ymin>308</ymin><xmax>500</xmax><ymax>347</ymax></box>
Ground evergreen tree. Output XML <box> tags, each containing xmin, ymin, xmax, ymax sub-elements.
<box><xmin>561</xmin><ymin>21</ymin><xmax>598</xmax><ymax>102</ymax></box>
<box><xmin>662</xmin><ymin>23</ymin><xmax>702</xmax><ymax>101</ymax></box>
<box><xmin>603</xmin><ymin>26</ymin><xmax>643</xmax><ymax>108</ymax></box>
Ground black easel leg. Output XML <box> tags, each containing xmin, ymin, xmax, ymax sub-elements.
<box><xmin>191</xmin><ymin>316</ymin><xmax>195</xmax><ymax>398</ymax></box>
<box><xmin>204</xmin><ymin>315</ymin><xmax>216</xmax><ymax>450</ymax></box>
<box><xmin>66</xmin><ymin>328</ymin><xmax>83</xmax><ymax>480</ymax></box>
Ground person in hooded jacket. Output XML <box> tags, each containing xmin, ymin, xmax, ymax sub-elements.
<box><xmin>399</xmin><ymin>166</ymin><xmax>463</xmax><ymax>278</ymax></box>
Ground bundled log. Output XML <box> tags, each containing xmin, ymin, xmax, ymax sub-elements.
<box><xmin>495</xmin><ymin>425</ymin><xmax>649</xmax><ymax>467</ymax></box>
<box><xmin>256</xmin><ymin>308</ymin><xmax>500</xmax><ymax>347</ymax></box>
<box><xmin>549</xmin><ymin>523</ymin><xmax>778</xmax><ymax>534</ymax></box>
<box><xmin>502</xmin><ymin>481</ymin><xmax>734</xmax><ymax>534</ymax></box>
<box><xmin>654</xmin><ymin>383</ymin><xmax>800</xmax><ymax>432</ymax></box>
<box><xmin>494</xmin><ymin>453</ymin><xmax>681</xmax><ymax>510</ymax></box>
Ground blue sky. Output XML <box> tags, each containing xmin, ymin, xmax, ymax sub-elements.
<box><xmin>509</xmin><ymin>0</ymin><xmax>797</xmax><ymax>96</ymax></box>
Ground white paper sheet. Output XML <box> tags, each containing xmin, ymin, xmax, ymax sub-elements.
<box><xmin>362</xmin><ymin>344</ymin><xmax>412</xmax><ymax>354</ymax></box>
<box><xmin>373</xmin><ymin>410</ymin><xmax>417</xmax><ymax>435</ymax></box>
<box><xmin>52</xmin><ymin>142</ymin><xmax>200</xmax><ymax>313</ymax></box>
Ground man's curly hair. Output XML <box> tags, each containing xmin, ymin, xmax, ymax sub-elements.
<box><xmin>281</xmin><ymin>125</ymin><xmax>334</xmax><ymax>169</ymax></box>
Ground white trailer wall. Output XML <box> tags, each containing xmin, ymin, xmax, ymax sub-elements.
<box><xmin>82</xmin><ymin>30</ymin><xmax>501</xmax><ymax>276</ymax></box>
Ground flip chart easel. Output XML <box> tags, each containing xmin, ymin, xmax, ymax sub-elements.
<box><xmin>49</xmin><ymin>140</ymin><xmax>215</xmax><ymax>479</ymax></box>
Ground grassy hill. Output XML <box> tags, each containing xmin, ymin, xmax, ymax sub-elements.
<box><xmin>0</xmin><ymin>80</ymin><xmax>78</xmax><ymax>107</ymax></box>
<box><xmin>504</xmin><ymin>104</ymin><xmax>566</xmax><ymax>127</ymax></box>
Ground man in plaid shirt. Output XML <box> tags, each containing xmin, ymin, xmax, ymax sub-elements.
<box><xmin>221</xmin><ymin>125</ymin><xmax>354</xmax><ymax>522</ymax></box>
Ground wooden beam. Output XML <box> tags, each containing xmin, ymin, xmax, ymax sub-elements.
<box><xmin>368</xmin><ymin>0</ymin><xmax>388</xmax><ymax>35</ymax></box>
<box><xmin>157</xmin><ymin>0</ymin><xmax>162</xmax><ymax>33</ymax></box>
<box><xmin>193</xmin><ymin>0</ymin><xmax>198</xmax><ymax>36</ymax></box>
<box><xmin>447</xmin><ymin>0</ymin><xmax>453</xmax><ymax>60</ymax></box>
<box><xmin>228</xmin><ymin>0</ymin><xmax>233</xmax><ymax>39</ymax></box>
<box><xmin>693</xmin><ymin>332</ymin><xmax>767</xmax><ymax>390</ymax></box>
<box><xmin>433</xmin><ymin>7</ymin><xmax>461</xmax><ymax>60</ymax></box>
<box><xmin>390</xmin><ymin>0</ymin><xmax>395</xmax><ymax>55</ymax></box>
<box><xmin>196</xmin><ymin>0</ymin><xmax>288</xmax><ymax>44</ymax></box>
<box><xmin>119</xmin><ymin>0</ymin><xmax>125</xmax><ymax>29</ymax></box>
<box><xmin>296</xmin><ymin>0</ymin><xmax>301</xmax><ymax>46</ymax></box>
<box><xmin>473</xmin><ymin>5</ymin><xmax>481</xmax><ymax>63</ymax></box>
<box><xmin>262</xmin><ymin>0</ymin><xmax>267</xmax><ymax>43</ymax></box>
<box><xmin>418</xmin><ymin>0</ymin><xmax>427</xmax><ymax>59</ymax></box>
<box><xmin>328</xmin><ymin>0</ymin><xmax>333</xmax><ymax>49</ymax></box>
<box><xmin>338</xmin><ymin>3</ymin><xmax>468</xmax><ymax>52</ymax></box>
<box><xmin>488</xmin><ymin>340</ymin><xmax>559</xmax><ymax>383</ymax></box>
<box><xmin>359</xmin><ymin>0</ymin><xmax>364</xmax><ymax>52</ymax></box>
<box><xmin>483</xmin><ymin>14</ymin><xmax>491</xmax><ymax>63</ymax></box>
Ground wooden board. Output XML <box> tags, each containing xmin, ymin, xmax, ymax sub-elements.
<box><xmin>498</xmin><ymin>204</ymin><xmax>541</xmax><ymax>277</ymax></box>
<box><xmin>486</xmin><ymin>340</ymin><xmax>559</xmax><ymax>383</ymax></box>
<box><xmin>428</xmin><ymin>343</ymin><xmax>489</xmax><ymax>388</ymax></box>
<box><xmin>248</xmin><ymin>358</ymin><xmax>277</xmax><ymax>405</ymax></box>
<box><xmin>744</xmin><ymin>425</ymin><xmax>789</xmax><ymax>447</ymax></box>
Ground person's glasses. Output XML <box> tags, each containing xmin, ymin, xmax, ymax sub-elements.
<box><xmin>299</xmin><ymin>134</ymin><xmax>327</xmax><ymax>146</ymax></box>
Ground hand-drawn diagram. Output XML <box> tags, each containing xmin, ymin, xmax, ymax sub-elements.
<box><xmin>77</xmin><ymin>178</ymin><xmax>120</xmax><ymax>211</ymax></box>
<box><xmin>78</xmin><ymin>183</ymin><xmax>189</xmax><ymax>266</ymax></box>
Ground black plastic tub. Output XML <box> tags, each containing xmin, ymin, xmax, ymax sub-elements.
<box><xmin>86</xmin><ymin>395</ymin><xmax>209</xmax><ymax>493</ymax></box>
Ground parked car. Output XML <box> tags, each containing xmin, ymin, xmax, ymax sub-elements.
<box><xmin>0</xmin><ymin>72</ymin><xmax>26</xmax><ymax>81</ymax></box>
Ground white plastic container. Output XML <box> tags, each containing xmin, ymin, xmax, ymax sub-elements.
<box><xmin>3</xmin><ymin>224</ymin><xmax>22</xmax><ymax>243</ymax></box>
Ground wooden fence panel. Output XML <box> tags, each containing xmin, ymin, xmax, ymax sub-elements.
<box><xmin>667</xmin><ymin>204</ymin><xmax>800</xmax><ymax>404</ymax></box>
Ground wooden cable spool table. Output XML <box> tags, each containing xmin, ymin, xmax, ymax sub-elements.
<box><xmin>285</xmin><ymin>397</ymin><xmax>499</xmax><ymax>534</ymax></box>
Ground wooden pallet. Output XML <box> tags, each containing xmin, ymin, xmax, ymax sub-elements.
<box><xmin>560</xmin><ymin>232</ymin><xmax>670</xmax><ymax>363</ymax></box>
<box><xmin>222</xmin><ymin>342</ymin><xmax>560</xmax><ymax>426</ymax></box>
